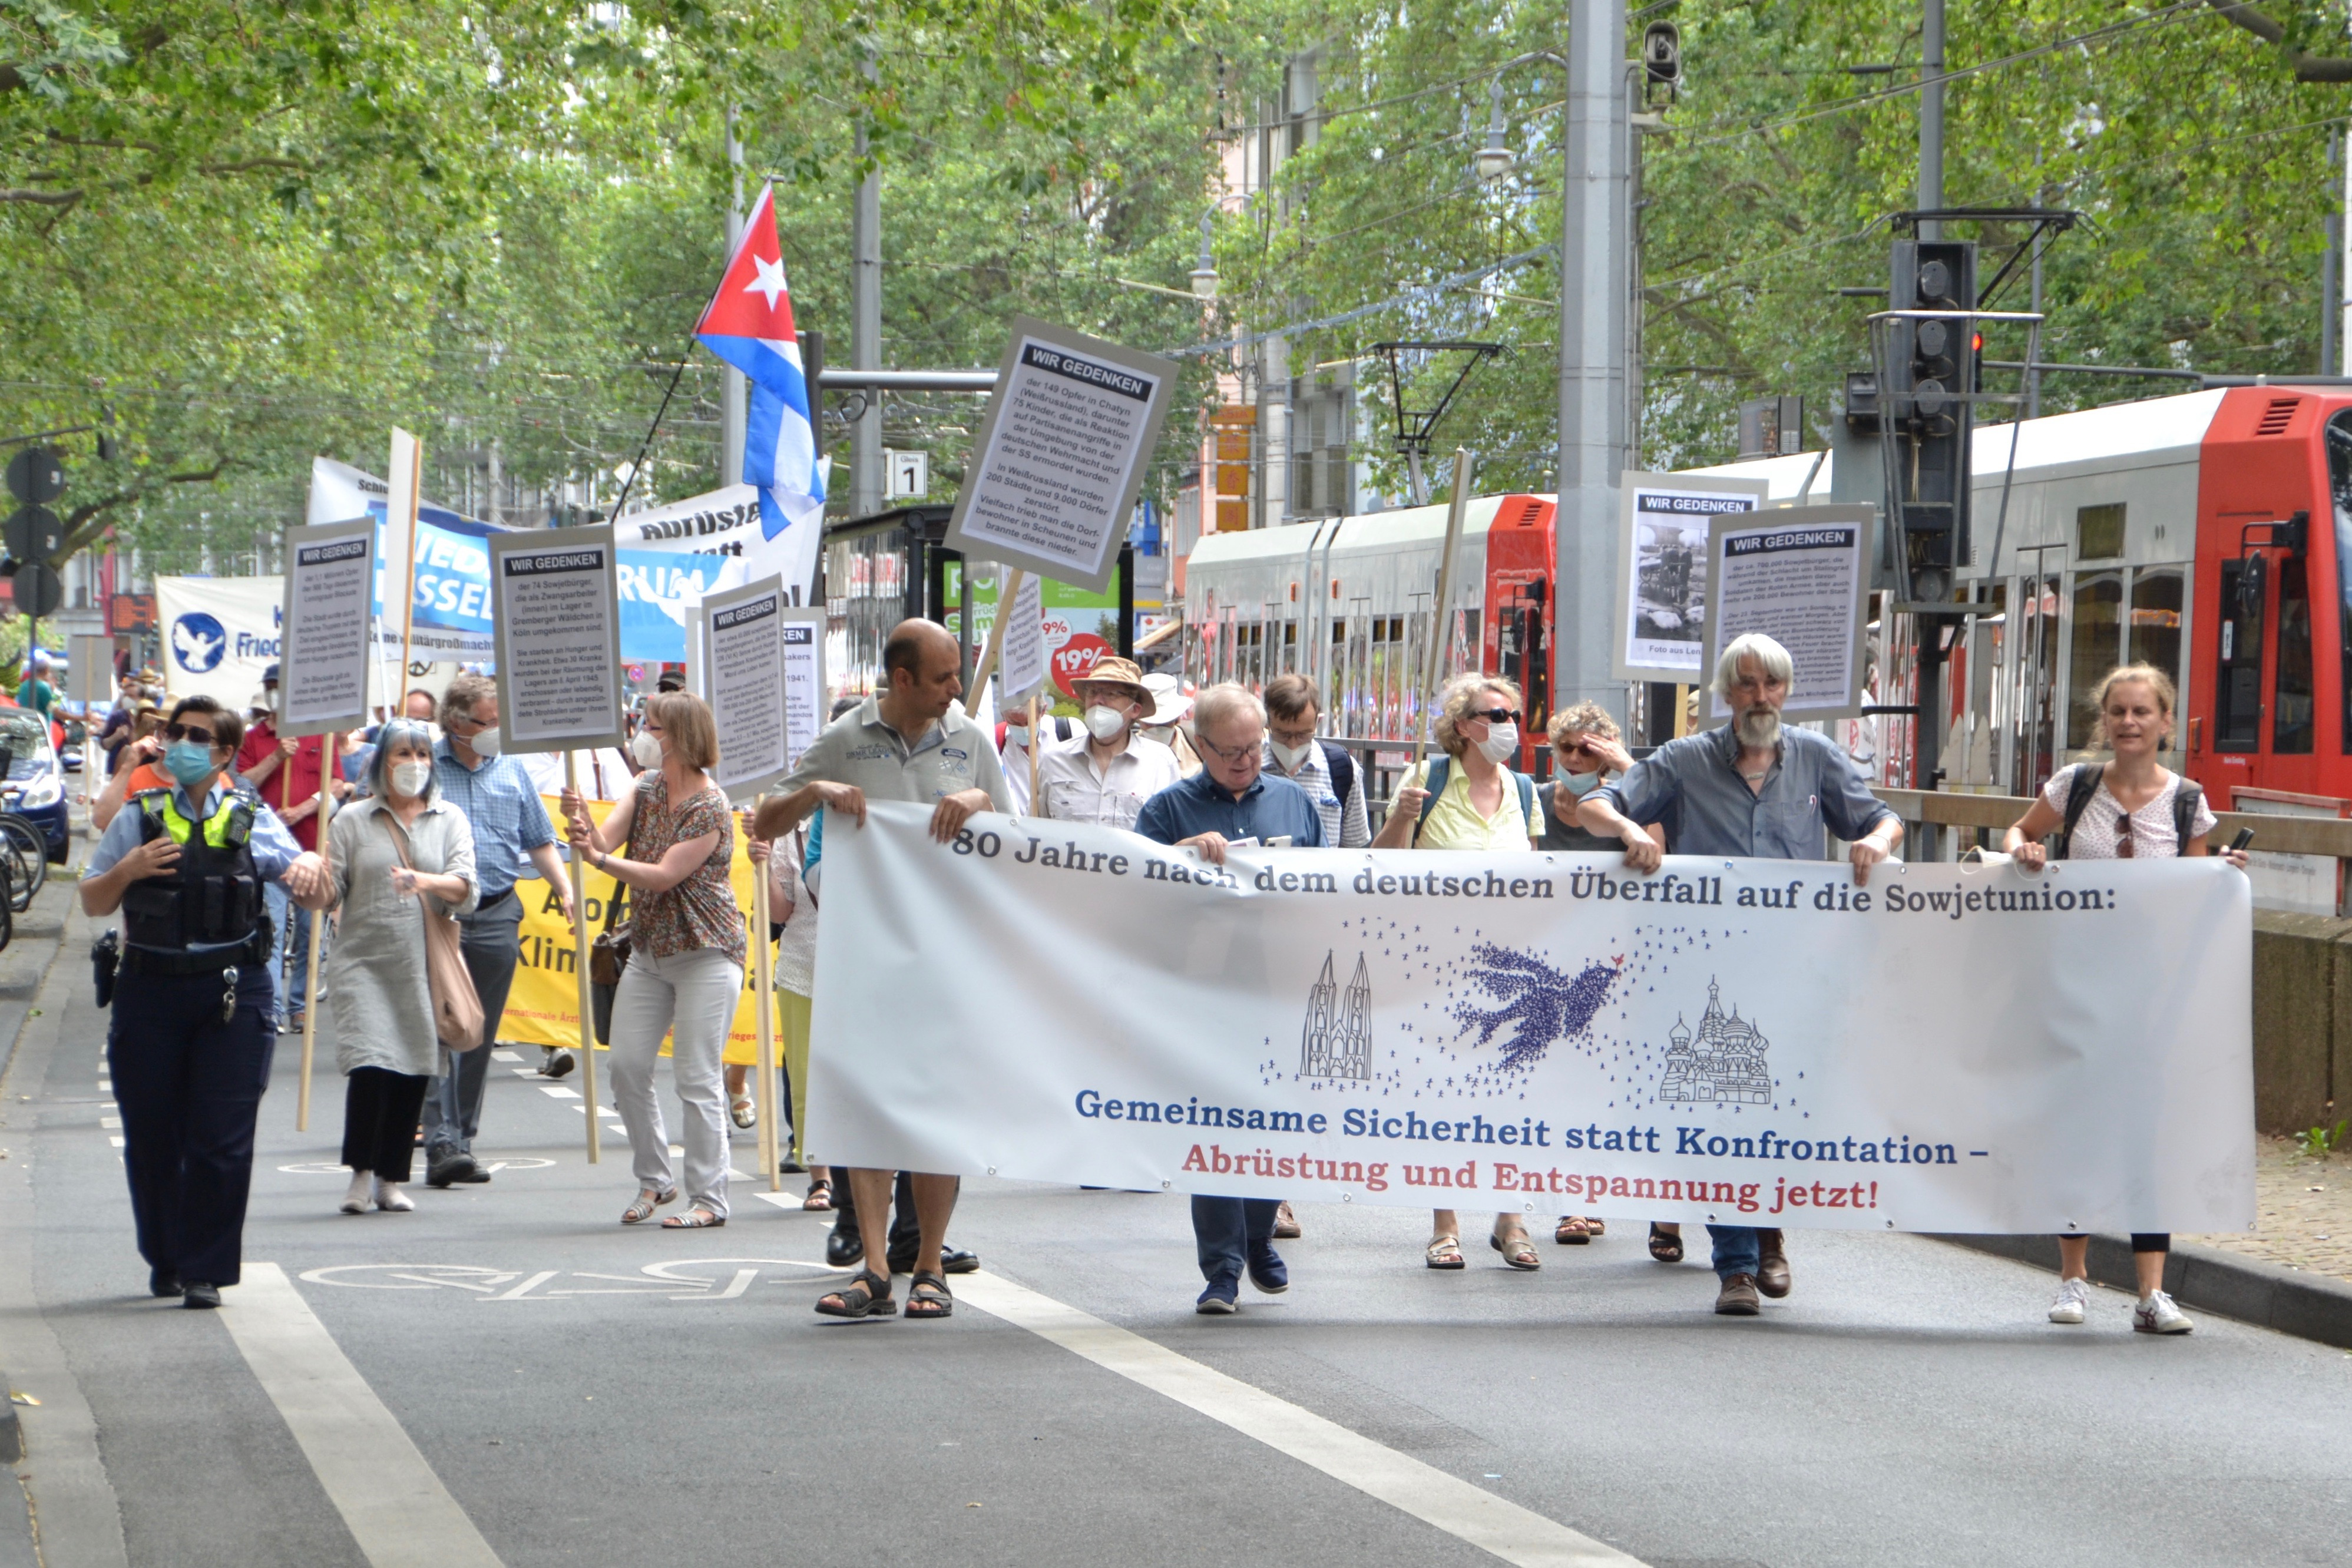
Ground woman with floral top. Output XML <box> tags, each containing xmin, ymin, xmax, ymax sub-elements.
<box><xmin>563</xmin><ymin>691</ymin><xmax>747</xmax><ymax>1229</ymax></box>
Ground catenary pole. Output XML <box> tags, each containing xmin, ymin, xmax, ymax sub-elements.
<box><xmin>1557</xmin><ymin>0</ymin><xmax>1630</xmax><ymax>729</ymax></box>
<box><xmin>1409</xmin><ymin>450</ymin><xmax>1476</xmax><ymax>847</ymax></box>
<box><xmin>1921</xmin><ymin>0</ymin><xmax>1944</xmax><ymax>242</ymax></box>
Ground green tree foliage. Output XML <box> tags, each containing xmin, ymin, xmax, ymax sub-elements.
<box><xmin>1211</xmin><ymin>0</ymin><xmax>2346</xmax><ymax>492</ymax></box>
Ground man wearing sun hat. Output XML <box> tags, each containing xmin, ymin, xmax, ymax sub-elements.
<box><xmin>1033</xmin><ymin>656</ymin><xmax>1182</xmax><ymax>832</ymax></box>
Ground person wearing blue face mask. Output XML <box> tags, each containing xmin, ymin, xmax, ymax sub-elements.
<box><xmin>81</xmin><ymin>694</ymin><xmax>332</xmax><ymax>1310</ymax></box>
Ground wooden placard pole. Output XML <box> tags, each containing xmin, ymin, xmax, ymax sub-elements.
<box><xmin>750</xmin><ymin>799</ymin><xmax>780</xmax><ymax>1190</ymax></box>
<box><xmin>963</xmin><ymin>566</ymin><xmax>1024</xmax><ymax>712</ymax></box>
<box><xmin>391</xmin><ymin>430</ymin><xmax>425</xmax><ymax>682</ymax></box>
<box><xmin>295</xmin><ymin>778</ymin><xmax>335</xmax><ymax>1132</ymax></box>
<box><xmin>1407</xmin><ymin>449</ymin><xmax>1476</xmax><ymax>845</ymax></box>
<box><xmin>1027</xmin><ymin>693</ymin><xmax>1041</xmax><ymax>811</ymax></box>
<box><xmin>565</xmin><ymin>750</ymin><xmax>601</xmax><ymax>1163</ymax></box>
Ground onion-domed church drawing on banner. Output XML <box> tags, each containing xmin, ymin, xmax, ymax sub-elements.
<box><xmin>1656</xmin><ymin>978</ymin><xmax>1773</xmax><ymax>1107</ymax></box>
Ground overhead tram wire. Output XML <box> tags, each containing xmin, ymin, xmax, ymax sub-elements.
<box><xmin>1664</xmin><ymin>1</ymin><xmax>2211</xmax><ymax>154</ymax></box>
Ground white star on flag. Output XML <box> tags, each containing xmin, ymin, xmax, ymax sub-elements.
<box><xmin>743</xmin><ymin>254</ymin><xmax>789</xmax><ymax>310</ymax></box>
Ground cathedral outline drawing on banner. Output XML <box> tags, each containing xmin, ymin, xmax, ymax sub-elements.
<box><xmin>1656</xmin><ymin>977</ymin><xmax>1773</xmax><ymax>1107</ymax></box>
<box><xmin>1301</xmin><ymin>951</ymin><xmax>1373</xmax><ymax>1081</ymax></box>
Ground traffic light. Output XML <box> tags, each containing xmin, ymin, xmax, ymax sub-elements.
<box><xmin>1885</xmin><ymin>239</ymin><xmax>1975</xmax><ymax>601</ymax></box>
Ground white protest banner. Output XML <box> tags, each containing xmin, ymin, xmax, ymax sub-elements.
<box><xmin>277</xmin><ymin>520</ymin><xmax>376</xmax><ymax>737</ymax></box>
<box><xmin>156</xmin><ymin>574</ymin><xmax>282</xmax><ymax>705</ymax></box>
<box><xmin>994</xmin><ymin>568</ymin><xmax>1047</xmax><ymax>705</ymax></box>
<box><xmin>306</xmin><ymin>455</ymin><xmax>501</xmax><ymax>660</ymax></box>
<box><xmin>488</xmin><ymin>526</ymin><xmax>626</xmax><ymax>753</ymax></box>
<box><xmin>611</xmin><ymin>481</ymin><xmax>823</xmax><ymax>606</ymax></box>
<box><xmin>1702</xmin><ymin>505</ymin><xmax>1875</xmax><ymax>722</ymax></box>
<box><xmin>810</xmin><ymin>806</ymin><xmax>2255</xmax><ymax>1235</ymax></box>
<box><xmin>703</xmin><ymin>575</ymin><xmax>792</xmax><ymax>802</ymax></box>
<box><xmin>1611</xmin><ymin>471</ymin><xmax>1770</xmax><ymax>683</ymax></box>
<box><xmin>945</xmin><ymin>317</ymin><xmax>1176</xmax><ymax>594</ymax></box>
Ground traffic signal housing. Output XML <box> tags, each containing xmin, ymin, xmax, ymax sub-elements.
<box><xmin>1885</xmin><ymin>239</ymin><xmax>1976</xmax><ymax>601</ymax></box>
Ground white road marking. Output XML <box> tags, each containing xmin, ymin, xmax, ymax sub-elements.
<box><xmin>538</xmin><ymin>1086</ymin><xmax>581</xmax><ymax>1100</ymax></box>
<box><xmin>491</xmin><ymin>1050</ymin><xmax>522</xmax><ymax>1063</ymax></box>
<box><xmin>100</xmin><ymin>1115</ymin><xmax>120</xmax><ymax>1128</ymax></box>
<box><xmin>956</xmin><ymin>1271</ymin><xmax>1648</xmax><ymax>1568</ymax></box>
<box><xmin>222</xmin><ymin>1263</ymin><xmax>504</xmax><ymax>1568</ymax></box>
<box><xmin>108</xmin><ymin>1136</ymin><xmax>124</xmax><ymax>1147</ymax></box>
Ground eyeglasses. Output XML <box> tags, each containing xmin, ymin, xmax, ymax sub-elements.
<box><xmin>2116</xmin><ymin>812</ymin><xmax>2134</xmax><ymax>859</ymax></box>
<box><xmin>162</xmin><ymin>723</ymin><xmax>218</xmax><ymax>746</ymax></box>
<box><xmin>1194</xmin><ymin>733</ymin><xmax>1260</xmax><ymax>765</ymax></box>
<box><xmin>1467</xmin><ymin>707</ymin><xmax>1522</xmax><ymax>726</ymax></box>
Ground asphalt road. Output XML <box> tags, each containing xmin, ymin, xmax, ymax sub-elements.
<box><xmin>5</xmin><ymin>897</ymin><xmax>2351</xmax><ymax>1568</ymax></box>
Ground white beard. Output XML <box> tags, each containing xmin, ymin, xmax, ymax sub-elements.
<box><xmin>1735</xmin><ymin>707</ymin><xmax>1781</xmax><ymax>750</ymax></box>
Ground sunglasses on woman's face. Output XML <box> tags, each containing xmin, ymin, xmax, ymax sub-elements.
<box><xmin>162</xmin><ymin>723</ymin><xmax>217</xmax><ymax>747</ymax></box>
<box><xmin>1467</xmin><ymin>707</ymin><xmax>1522</xmax><ymax>726</ymax></box>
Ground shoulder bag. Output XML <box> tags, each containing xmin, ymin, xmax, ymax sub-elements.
<box><xmin>588</xmin><ymin>780</ymin><xmax>646</xmax><ymax>1044</ymax></box>
<box><xmin>379</xmin><ymin>812</ymin><xmax>486</xmax><ymax>1051</ymax></box>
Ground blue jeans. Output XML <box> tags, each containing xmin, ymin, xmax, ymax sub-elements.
<box><xmin>272</xmin><ymin>885</ymin><xmax>319</xmax><ymax>1021</ymax></box>
<box><xmin>263</xmin><ymin>883</ymin><xmax>291</xmax><ymax>1027</ymax></box>
<box><xmin>1192</xmin><ymin>1196</ymin><xmax>1279</xmax><ymax>1284</ymax></box>
<box><xmin>1708</xmin><ymin>1225</ymin><xmax>1759</xmax><ymax>1282</ymax></box>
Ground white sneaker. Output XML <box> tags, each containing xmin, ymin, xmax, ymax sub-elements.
<box><xmin>2133</xmin><ymin>1291</ymin><xmax>2192</xmax><ymax>1335</ymax></box>
<box><xmin>340</xmin><ymin>1173</ymin><xmax>371</xmax><ymax>1215</ymax></box>
<box><xmin>373</xmin><ymin>1180</ymin><xmax>415</xmax><ymax>1213</ymax></box>
<box><xmin>2047</xmin><ymin>1276</ymin><xmax>2091</xmax><ymax>1324</ymax></box>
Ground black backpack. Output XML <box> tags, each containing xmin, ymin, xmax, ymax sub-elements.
<box><xmin>1414</xmin><ymin>753</ymin><xmax>1536</xmax><ymax>835</ymax></box>
<box><xmin>2052</xmin><ymin>762</ymin><xmax>2204</xmax><ymax>859</ymax></box>
<box><xmin>1319</xmin><ymin>740</ymin><xmax>1355</xmax><ymax>809</ymax></box>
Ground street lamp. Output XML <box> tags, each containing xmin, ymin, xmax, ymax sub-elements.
<box><xmin>1474</xmin><ymin>78</ymin><xmax>1515</xmax><ymax>183</ymax></box>
<box><xmin>1189</xmin><ymin>210</ymin><xmax>1220</xmax><ymax>299</ymax></box>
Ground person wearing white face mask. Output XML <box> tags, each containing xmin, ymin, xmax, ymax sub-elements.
<box><xmin>1033</xmin><ymin>657</ymin><xmax>1180</xmax><ymax>832</ymax></box>
<box><xmin>322</xmin><ymin>720</ymin><xmax>478</xmax><ymax>1216</ymax></box>
<box><xmin>421</xmin><ymin>673</ymin><xmax>577</xmax><ymax>1182</ymax></box>
<box><xmin>1373</xmin><ymin>673</ymin><xmax>1550</xmax><ymax>1275</ymax></box>
<box><xmin>1262</xmin><ymin>673</ymin><xmax>1370</xmax><ymax>849</ymax></box>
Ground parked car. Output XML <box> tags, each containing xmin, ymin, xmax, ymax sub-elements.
<box><xmin>0</xmin><ymin>709</ymin><xmax>72</xmax><ymax>862</ymax></box>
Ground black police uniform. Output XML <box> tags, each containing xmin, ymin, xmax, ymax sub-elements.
<box><xmin>109</xmin><ymin>785</ymin><xmax>280</xmax><ymax>1292</ymax></box>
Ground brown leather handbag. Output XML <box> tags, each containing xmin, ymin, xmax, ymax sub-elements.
<box><xmin>588</xmin><ymin>873</ymin><xmax>631</xmax><ymax>1046</ymax></box>
<box><xmin>379</xmin><ymin>813</ymin><xmax>485</xmax><ymax>1051</ymax></box>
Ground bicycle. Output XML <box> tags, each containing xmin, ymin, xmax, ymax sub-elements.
<box><xmin>0</xmin><ymin>812</ymin><xmax>47</xmax><ymax>911</ymax></box>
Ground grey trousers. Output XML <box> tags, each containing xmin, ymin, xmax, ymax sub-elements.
<box><xmin>422</xmin><ymin>894</ymin><xmax>522</xmax><ymax>1159</ymax></box>
<box><xmin>607</xmin><ymin>946</ymin><xmax>743</xmax><ymax>1219</ymax></box>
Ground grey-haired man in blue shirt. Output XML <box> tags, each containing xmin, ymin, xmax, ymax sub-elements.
<box><xmin>1580</xmin><ymin>631</ymin><xmax>1903</xmax><ymax>1317</ymax></box>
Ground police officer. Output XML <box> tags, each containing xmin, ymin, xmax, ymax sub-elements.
<box><xmin>80</xmin><ymin>694</ymin><xmax>329</xmax><ymax>1309</ymax></box>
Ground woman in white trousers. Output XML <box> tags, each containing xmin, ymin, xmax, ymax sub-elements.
<box><xmin>563</xmin><ymin>691</ymin><xmax>747</xmax><ymax>1229</ymax></box>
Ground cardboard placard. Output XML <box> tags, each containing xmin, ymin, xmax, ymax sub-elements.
<box><xmin>277</xmin><ymin>519</ymin><xmax>377</xmax><ymax>737</ymax></box>
<box><xmin>1701</xmin><ymin>505</ymin><xmax>1875</xmax><ymax>721</ymax></box>
<box><xmin>488</xmin><ymin>525</ymin><xmax>626</xmax><ymax>754</ymax></box>
<box><xmin>1612</xmin><ymin>471</ymin><xmax>1771</xmax><ymax>683</ymax></box>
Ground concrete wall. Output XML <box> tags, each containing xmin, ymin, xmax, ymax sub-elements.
<box><xmin>2252</xmin><ymin>910</ymin><xmax>2352</xmax><ymax>1134</ymax></box>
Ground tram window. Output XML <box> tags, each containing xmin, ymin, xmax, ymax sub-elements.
<box><xmin>2127</xmin><ymin>570</ymin><xmax>2185</xmax><ymax>733</ymax></box>
<box><xmin>2331</xmin><ymin>410</ymin><xmax>2352</xmax><ymax>753</ymax></box>
<box><xmin>2076</xmin><ymin>503</ymin><xmax>2126</xmax><ymax>561</ymax></box>
<box><xmin>2215</xmin><ymin>560</ymin><xmax>2264</xmax><ymax>752</ymax></box>
<box><xmin>2066</xmin><ymin>572</ymin><xmax>2123</xmax><ymax>750</ymax></box>
<box><xmin>2274</xmin><ymin>556</ymin><xmax>2314</xmax><ymax>753</ymax></box>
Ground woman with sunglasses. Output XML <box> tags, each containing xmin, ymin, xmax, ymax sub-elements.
<box><xmin>2002</xmin><ymin>663</ymin><xmax>2245</xmax><ymax>1334</ymax></box>
<box><xmin>1374</xmin><ymin>674</ymin><xmax>1549</xmax><ymax>1273</ymax></box>
<box><xmin>81</xmin><ymin>694</ymin><xmax>332</xmax><ymax>1308</ymax></box>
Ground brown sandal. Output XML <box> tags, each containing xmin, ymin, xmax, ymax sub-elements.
<box><xmin>1555</xmin><ymin>1216</ymin><xmax>1592</xmax><ymax>1245</ymax></box>
<box><xmin>802</xmin><ymin>1178</ymin><xmax>834</xmax><ymax>1212</ymax></box>
<box><xmin>905</xmin><ymin>1270</ymin><xmax>954</xmax><ymax>1319</ymax></box>
<box><xmin>815</xmin><ymin>1268</ymin><xmax>896</xmax><ymax>1318</ymax></box>
<box><xmin>1648</xmin><ymin>1223</ymin><xmax>1684</xmax><ymax>1264</ymax></box>
<box><xmin>1584</xmin><ymin>1217</ymin><xmax>1606</xmax><ymax>1236</ymax></box>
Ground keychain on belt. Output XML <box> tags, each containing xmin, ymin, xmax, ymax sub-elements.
<box><xmin>219</xmin><ymin>965</ymin><xmax>239</xmax><ymax>1023</ymax></box>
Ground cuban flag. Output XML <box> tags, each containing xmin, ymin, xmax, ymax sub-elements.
<box><xmin>695</xmin><ymin>183</ymin><xmax>826</xmax><ymax>540</ymax></box>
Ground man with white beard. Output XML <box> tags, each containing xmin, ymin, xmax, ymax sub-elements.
<box><xmin>1577</xmin><ymin>631</ymin><xmax>1902</xmax><ymax>1318</ymax></box>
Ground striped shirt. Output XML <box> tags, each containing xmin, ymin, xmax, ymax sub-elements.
<box><xmin>432</xmin><ymin>738</ymin><xmax>556</xmax><ymax>903</ymax></box>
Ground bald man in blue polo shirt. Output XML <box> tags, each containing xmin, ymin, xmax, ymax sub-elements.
<box><xmin>1134</xmin><ymin>682</ymin><xmax>1324</xmax><ymax>1312</ymax></box>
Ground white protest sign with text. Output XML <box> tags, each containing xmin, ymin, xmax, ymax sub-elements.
<box><xmin>780</xmin><ymin>607</ymin><xmax>826</xmax><ymax>769</ymax></box>
<box><xmin>1612</xmin><ymin>471</ymin><xmax>1769</xmax><ymax>683</ymax></box>
<box><xmin>702</xmin><ymin>574</ymin><xmax>792</xmax><ymax>802</ymax></box>
<box><xmin>809</xmin><ymin>805</ymin><xmax>2254</xmax><ymax>1236</ymax></box>
<box><xmin>277</xmin><ymin>519</ymin><xmax>376</xmax><ymax>737</ymax></box>
<box><xmin>995</xmin><ymin>569</ymin><xmax>1047</xmax><ymax>706</ymax></box>
<box><xmin>945</xmin><ymin>317</ymin><xmax>1175</xmax><ymax>594</ymax></box>
<box><xmin>488</xmin><ymin>525</ymin><xmax>626</xmax><ymax>754</ymax></box>
<box><xmin>1703</xmin><ymin>505</ymin><xmax>1874</xmax><ymax>721</ymax></box>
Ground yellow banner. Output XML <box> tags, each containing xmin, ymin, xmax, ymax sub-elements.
<box><xmin>499</xmin><ymin>795</ymin><xmax>769</xmax><ymax>1063</ymax></box>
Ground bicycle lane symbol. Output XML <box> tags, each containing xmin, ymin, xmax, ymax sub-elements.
<box><xmin>297</xmin><ymin>1259</ymin><xmax>846</xmax><ymax>1302</ymax></box>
